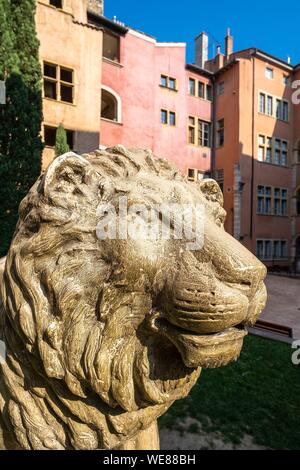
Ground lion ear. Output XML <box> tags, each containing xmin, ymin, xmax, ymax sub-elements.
<box><xmin>198</xmin><ymin>178</ymin><xmax>224</xmax><ymax>206</ymax></box>
<box><xmin>41</xmin><ymin>152</ymin><xmax>96</xmax><ymax>198</ymax></box>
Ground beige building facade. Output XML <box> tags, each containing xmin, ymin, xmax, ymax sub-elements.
<box><xmin>36</xmin><ymin>0</ymin><xmax>103</xmax><ymax>168</ymax></box>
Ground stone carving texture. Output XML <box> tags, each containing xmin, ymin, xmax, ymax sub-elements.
<box><xmin>0</xmin><ymin>146</ymin><xmax>267</xmax><ymax>449</ymax></box>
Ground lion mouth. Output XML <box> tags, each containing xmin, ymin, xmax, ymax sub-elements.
<box><xmin>154</xmin><ymin>317</ymin><xmax>247</xmax><ymax>369</ymax></box>
<box><xmin>153</xmin><ymin>282</ymin><xmax>267</xmax><ymax>369</ymax></box>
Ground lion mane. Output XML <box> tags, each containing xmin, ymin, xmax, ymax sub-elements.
<box><xmin>0</xmin><ymin>146</ymin><xmax>201</xmax><ymax>450</ymax></box>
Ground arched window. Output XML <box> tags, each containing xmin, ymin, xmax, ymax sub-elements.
<box><xmin>296</xmin><ymin>188</ymin><xmax>300</xmax><ymax>215</ymax></box>
<box><xmin>101</xmin><ymin>87</ymin><xmax>122</xmax><ymax>123</ymax></box>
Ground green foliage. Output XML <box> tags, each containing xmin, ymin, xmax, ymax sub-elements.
<box><xmin>55</xmin><ymin>123</ymin><xmax>70</xmax><ymax>158</ymax></box>
<box><xmin>0</xmin><ymin>0</ymin><xmax>43</xmax><ymax>257</ymax></box>
<box><xmin>159</xmin><ymin>335</ymin><xmax>300</xmax><ymax>450</ymax></box>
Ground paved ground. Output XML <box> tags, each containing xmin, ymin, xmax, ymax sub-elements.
<box><xmin>261</xmin><ymin>274</ymin><xmax>300</xmax><ymax>339</ymax></box>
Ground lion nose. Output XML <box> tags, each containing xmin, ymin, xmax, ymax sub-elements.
<box><xmin>204</xmin><ymin>229</ymin><xmax>267</xmax><ymax>287</ymax></box>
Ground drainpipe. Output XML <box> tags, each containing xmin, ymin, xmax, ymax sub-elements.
<box><xmin>211</xmin><ymin>75</ymin><xmax>217</xmax><ymax>178</ymax></box>
<box><xmin>250</xmin><ymin>51</ymin><xmax>256</xmax><ymax>239</ymax></box>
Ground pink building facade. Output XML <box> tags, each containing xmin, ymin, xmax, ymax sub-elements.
<box><xmin>92</xmin><ymin>15</ymin><xmax>213</xmax><ymax>180</ymax></box>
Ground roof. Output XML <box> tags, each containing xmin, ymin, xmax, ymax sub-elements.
<box><xmin>87</xmin><ymin>11</ymin><xmax>128</xmax><ymax>35</ymax></box>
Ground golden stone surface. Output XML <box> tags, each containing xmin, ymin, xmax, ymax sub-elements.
<box><xmin>0</xmin><ymin>146</ymin><xmax>267</xmax><ymax>449</ymax></box>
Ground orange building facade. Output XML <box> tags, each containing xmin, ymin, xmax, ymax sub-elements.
<box><xmin>207</xmin><ymin>34</ymin><xmax>300</xmax><ymax>271</ymax></box>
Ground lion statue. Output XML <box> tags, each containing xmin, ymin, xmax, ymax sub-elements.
<box><xmin>0</xmin><ymin>146</ymin><xmax>267</xmax><ymax>450</ymax></box>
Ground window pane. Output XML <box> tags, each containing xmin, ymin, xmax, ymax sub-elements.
<box><xmin>206</xmin><ymin>85</ymin><xmax>212</xmax><ymax>101</ymax></box>
<box><xmin>258</xmin><ymin>146</ymin><xmax>264</xmax><ymax>161</ymax></box>
<box><xmin>189</xmin><ymin>78</ymin><xmax>195</xmax><ymax>95</ymax></box>
<box><xmin>188</xmin><ymin>126</ymin><xmax>195</xmax><ymax>144</ymax></box>
<box><xmin>44</xmin><ymin>79</ymin><xmax>57</xmax><ymax>99</ymax></box>
<box><xmin>258</xmin><ymin>135</ymin><xmax>265</xmax><ymax>145</ymax></box>
<box><xmin>267</xmin><ymin>96</ymin><xmax>273</xmax><ymax>115</ymax></box>
<box><xmin>103</xmin><ymin>32</ymin><xmax>120</xmax><ymax>62</ymax></box>
<box><xmin>265</xmin><ymin>67</ymin><xmax>273</xmax><ymax>79</ymax></box>
<box><xmin>160</xmin><ymin>75</ymin><xmax>167</xmax><ymax>87</ymax></box>
<box><xmin>188</xmin><ymin>168</ymin><xmax>195</xmax><ymax>180</ymax></box>
<box><xmin>257</xmin><ymin>240</ymin><xmax>264</xmax><ymax>259</ymax></box>
<box><xmin>257</xmin><ymin>196</ymin><xmax>264</xmax><ymax>213</ymax></box>
<box><xmin>169</xmin><ymin>112</ymin><xmax>176</xmax><ymax>126</ymax></box>
<box><xmin>169</xmin><ymin>78</ymin><xmax>176</xmax><ymax>90</ymax></box>
<box><xmin>161</xmin><ymin>109</ymin><xmax>168</xmax><ymax>124</ymax></box>
<box><xmin>50</xmin><ymin>0</ymin><xmax>62</xmax><ymax>9</ymax></box>
<box><xmin>259</xmin><ymin>93</ymin><xmax>265</xmax><ymax>113</ymax></box>
<box><xmin>198</xmin><ymin>82</ymin><xmax>205</xmax><ymax>98</ymax></box>
<box><xmin>44</xmin><ymin>126</ymin><xmax>56</xmax><ymax>147</ymax></box>
<box><xmin>44</xmin><ymin>63</ymin><xmax>56</xmax><ymax>78</ymax></box>
<box><xmin>66</xmin><ymin>130</ymin><xmax>74</xmax><ymax>150</ymax></box>
<box><xmin>281</xmin><ymin>151</ymin><xmax>287</xmax><ymax>166</ymax></box>
<box><xmin>265</xmin><ymin>241</ymin><xmax>272</xmax><ymax>259</ymax></box>
<box><xmin>61</xmin><ymin>84</ymin><xmax>73</xmax><ymax>103</ymax></box>
<box><xmin>60</xmin><ymin>67</ymin><xmax>73</xmax><ymax>83</ymax></box>
<box><xmin>276</xmin><ymin>99</ymin><xmax>282</xmax><ymax>119</ymax></box>
<box><xmin>283</xmin><ymin>101</ymin><xmax>289</xmax><ymax>121</ymax></box>
<box><xmin>266</xmin><ymin>148</ymin><xmax>272</xmax><ymax>162</ymax></box>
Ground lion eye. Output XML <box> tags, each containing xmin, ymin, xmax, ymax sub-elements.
<box><xmin>215</xmin><ymin>209</ymin><xmax>226</xmax><ymax>227</ymax></box>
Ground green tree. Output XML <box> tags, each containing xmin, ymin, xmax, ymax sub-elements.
<box><xmin>55</xmin><ymin>123</ymin><xmax>70</xmax><ymax>158</ymax></box>
<box><xmin>0</xmin><ymin>0</ymin><xmax>43</xmax><ymax>257</ymax></box>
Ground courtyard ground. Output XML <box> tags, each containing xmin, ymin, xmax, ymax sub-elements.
<box><xmin>261</xmin><ymin>274</ymin><xmax>300</xmax><ymax>339</ymax></box>
<box><xmin>159</xmin><ymin>335</ymin><xmax>300</xmax><ymax>450</ymax></box>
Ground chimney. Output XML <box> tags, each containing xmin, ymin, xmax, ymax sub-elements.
<box><xmin>225</xmin><ymin>27</ymin><xmax>233</xmax><ymax>58</ymax></box>
<box><xmin>195</xmin><ymin>32</ymin><xmax>208</xmax><ymax>69</ymax></box>
<box><xmin>88</xmin><ymin>0</ymin><xmax>104</xmax><ymax>16</ymax></box>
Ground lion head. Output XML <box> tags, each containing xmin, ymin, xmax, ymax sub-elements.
<box><xmin>0</xmin><ymin>146</ymin><xmax>267</xmax><ymax>449</ymax></box>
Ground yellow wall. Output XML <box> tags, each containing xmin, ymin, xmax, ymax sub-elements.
<box><xmin>36</xmin><ymin>0</ymin><xmax>102</xmax><ymax>168</ymax></box>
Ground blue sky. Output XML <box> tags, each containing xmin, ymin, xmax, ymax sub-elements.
<box><xmin>104</xmin><ymin>0</ymin><xmax>300</xmax><ymax>66</ymax></box>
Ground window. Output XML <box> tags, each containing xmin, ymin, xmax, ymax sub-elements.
<box><xmin>188</xmin><ymin>79</ymin><xmax>212</xmax><ymax>101</ymax></box>
<box><xmin>161</xmin><ymin>109</ymin><xmax>176</xmax><ymax>126</ymax></box>
<box><xmin>198</xmin><ymin>81</ymin><xmax>205</xmax><ymax>98</ymax></box>
<box><xmin>257</xmin><ymin>186</ymin><xmax>272</xmax><ymax>215</ymax></box>
<box><xmin>257</xmin><ymin>186</ymin><xmax>288</xmax><ymax>216</ymax></box>
<box><xmin>258</xmin><ymin>134</ymin><xmax>288</xmax><ymax>166</ymax></box>
<box><xmin>101</xmin><ymin>89</ymin><xmax>119</xmax><ymax>121</ymax></box>
<box><xmin>259</xmin><ymin>93</ymin><xmax>266</xmax><ymax>113</ymax></box>
<box><xmin>43</xmin><ymin>62</ymin><xmax>74</xmax><ymax>104</ymax></box>
<box><xmin>283</xmin><ymin>75</ymin><xmax>290</xmax><ymax>85</ymax></box>
<box><xmin>160</xmin><ymin>75</ymin><xmax>177</xmax><ymax>91</ymax></box>
<box><xmin>217</xmin><ymin>119</ymin><xmax>224</xmax><ymax>147</ymax></box>
<box><xmin>44</xmin><ymin>125</ymin><xmax>74</xmax><ymax>149</ymax></box>
<box><xmin>265</xmin><ymin>67</ymin><xmax>273</xmax><ymax>79</ymax></box>
<box><xmin>256</xmin><ymin>240</ymin><xmax>287</xmax><ymax>260</ymax></box>
<box><xmin>282</xmin><ymin>101</ymin><xmax>289</xmax><ymax>121</ymax></box>
<box><xmin>188</xmin><ymin>117</ymin><xmax>196</xmax><ymax>144</ymax></box>
<box><xmin>189</xmin><ymin>78</ymin><xmax>196</xmax><ymax>96</ymax></box>
<box><xmin>188</xmin><ymin>117</ymin><xmax>211</xmax><ymax>147</ymax></box>
<box><xmin>49</xmin><ymin>0</ymin><xmax>62</xmax><ymax>8</ymax></box>
<box><xmin>103</xmin><ymin>32</ymin><xmax>120</xmax><ymax>62</ymax></box>
<box><xmin>169</xmin><ymin>78</ymin><xmax>176</xmax><ymax>90</ymax></box>
<box><xmin>187</xmin><ymin>169</ymin><xmax>207</xmax><ymax>182</ymax></box>
<box><xmin>296</xmin><ymin>188</ymin><xmax>300</xmax><ymax>215</ymax></box>
<box><xmin>215</xmin><ymin>169</ymin><xmax>224</xmax><ymax>193</ymax></box>
<box><xmin>266</xmin><ymin>95</ymin><xmax>273</xmax><ymax>116</ymax></box>
<box><xmin>198</xmin><ymin>120</ymin><xmax>211</xmax><ymax>147</ymax></box>
<box><xmin>260</xmin><ymin>92</ymin><xmax>289</xmax><ymax>121</ymax></box>
<box><xmin>206</xmin><ymin>85</ymin><xmax>212</xmax><ymax>101</ymax></box>
<box><xmin>217</xmin><ymin>81</ymin><xmax>224</xmax><ymax>95</ymax></box>
<box><xmin>160</xmin><ymin>75</ymin><xmax>167</xmax><ymax>87</ymax></box>
<box><xmin>169</xmin><ymin>111</ymin><xmax>176</xmax><ymax>126</ymax></box>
